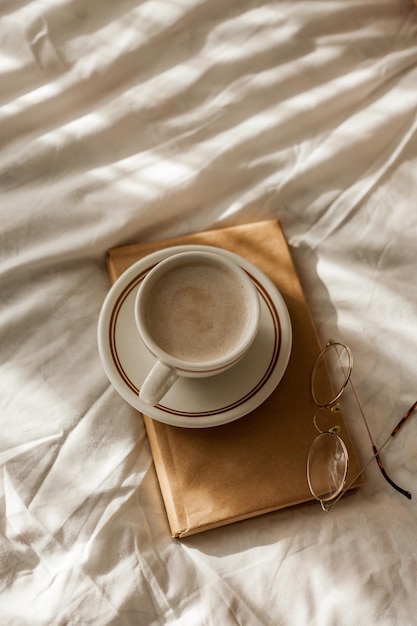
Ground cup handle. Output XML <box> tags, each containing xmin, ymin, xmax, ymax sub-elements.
<box><xmin>139</xmin><ymin>361</ymin><xmax>179</xmax><ymax>406</ymax></box>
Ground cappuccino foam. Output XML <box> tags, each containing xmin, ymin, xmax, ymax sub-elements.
<box><xmin>144</xmin><ymin>261</ymin><xmax>251</xmax><ymax>363</ymax></box>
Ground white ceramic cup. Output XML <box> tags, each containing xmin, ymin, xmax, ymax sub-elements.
<box><xmin>134</xmin><ymin>250</ymin><xmax>260</xmax><ymax>406</ymax></box>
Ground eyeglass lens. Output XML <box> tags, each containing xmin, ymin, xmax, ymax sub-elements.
<box><xmin>307</xmin><ymin>431</ymin><xmax>349</xmax><ymax>502</ymax></box>
<box><xmin>311</xmin><ymin>342</ymin><xmax>352</xmax><ymax>407</ymax></box>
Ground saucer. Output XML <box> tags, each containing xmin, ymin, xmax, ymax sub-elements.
<box><xmin>97</xmin><ymin>245</ymin><xmax>292</xmax><ymax>428</ymax></box>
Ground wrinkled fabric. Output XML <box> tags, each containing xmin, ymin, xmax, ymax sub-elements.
<box><xmin>1</xmin><ymin>1</ymin><xmax>417</xmax><ymax>624</ymax></box>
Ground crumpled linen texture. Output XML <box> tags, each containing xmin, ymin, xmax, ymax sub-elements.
<box><xmin>1</xmin><ymin>1</ymin><xmax>417</xmax><ymax>624</ymax></box>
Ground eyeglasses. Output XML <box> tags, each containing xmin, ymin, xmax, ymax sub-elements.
<box><xmin>307</xmin><ymin>339</ymin><xmax>417</xmax><ymax>511</ymax></box>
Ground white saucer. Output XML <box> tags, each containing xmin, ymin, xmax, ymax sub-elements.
<box><xmin>97</xmin><ymin>245</ymin><xmax>292</xmax><ymax>428</ymax></box>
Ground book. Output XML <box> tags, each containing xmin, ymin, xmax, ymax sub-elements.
<box><xmin>106</xmin><ymin>220</ymin><xmax>362</xmax><ymax>537</ymax></box>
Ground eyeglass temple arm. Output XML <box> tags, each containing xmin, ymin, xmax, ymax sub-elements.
<box><xmin>373</xmin><ymin>400</ymin><xmax>417</xmax><ymax>499</ymax></box>
<box><xmin>351</xmin><ymin>383</ymin><xmax>416</xmax><ymax>499</ymax></box>
<box><xmin>373</xmin><ymin>447</ymin><xmax>411</xmax><ymax>499</ymax></box>
<box><xmin>390</xmin><ymin>401</ymin><xmax>417</xmax><ymax>437</ymax></box>
<box><xmin>329</xmin><ymin>400</ymin><xmax>417</xmax><ymax>509</ymax></box>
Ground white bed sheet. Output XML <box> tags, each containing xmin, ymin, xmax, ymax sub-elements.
<box><xmin>2</xmin><ymin>1</ymin><xmax>417</xmax><ymax>624</ymax></box>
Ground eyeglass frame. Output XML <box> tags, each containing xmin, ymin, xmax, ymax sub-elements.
<box><xmin>308</xmin><ymin>339</ymin><xmax>417</xmax><ymax>511</ymax></box>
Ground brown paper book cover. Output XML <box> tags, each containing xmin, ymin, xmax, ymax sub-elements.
<box><xmin>106</xmin><ymin>220</ymin><xmax>363</xmax><ymax>537</ymax></box>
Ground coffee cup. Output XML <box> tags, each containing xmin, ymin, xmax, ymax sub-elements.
<box><xmin>134</xmin><ymin>250</ymin><xmax>260</xmax><ymax>406</ymax></box>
